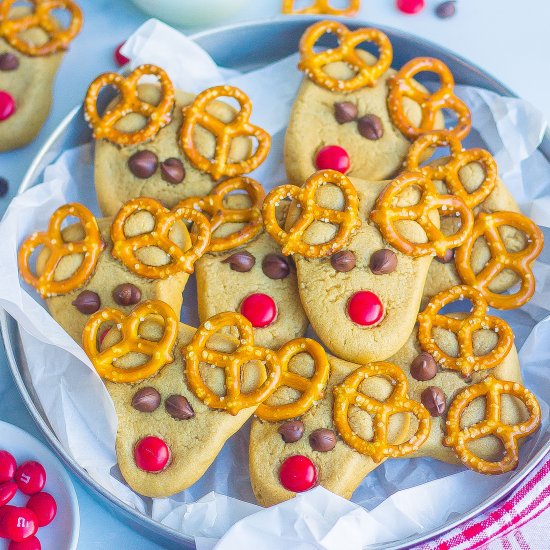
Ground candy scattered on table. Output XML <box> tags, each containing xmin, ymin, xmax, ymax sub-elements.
<box><xmin>15</xmin><ymin>462</ymin><xmax>46</xmax><ymax>495</ymax></box>
<box><xmin>396</xmin><ymin>0</ymin><xmax>425</xmax><ymax>14</ymax></box>
<box><xmin>114</xmin><ymin>42</ymin><xmax>129</xmax><ymax>66</ymax></box>
<box><xmin>0</xmin><ymin>450</ymin><xmax>17</xmax><ymax>482</ymax></box>
<box><xmin>26</xmin><ymin>492</ymin><xmax>57</xmax><ymax>527</ymax></box>
<box><xmin>435</xmin><ymin>1</ymin><xmax>457</xmax><ymax>18</ymax></box>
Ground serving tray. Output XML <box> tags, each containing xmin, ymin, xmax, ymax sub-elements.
<box><xmin>2</xmin><ymin>15</ymin><xmax>549</xmax><ymax>549</ymax></box>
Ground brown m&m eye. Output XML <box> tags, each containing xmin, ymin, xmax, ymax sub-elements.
<box><xmin>435</xmin><ymin>248</ymin><xmax>455</xmax><ymax>264</ymax></box>
<box><xmin>331</xmin><ymin>250</ymin><xmax>356</xmax><ymax>272</ymax></box>
<box><xmin>262</xmin><ymin>254</ymin><xmax>290</xmax><ymax>279</ymax></box>
<box><xmin>358</xmin><ymin>114</ymin><xmax>384</xmax><ymax>140</ymax></box>
<box><xmin>160</xmin><ymin>158</ymin><xmax>185</xmax><ymax>184</ymax></box>
<box><xmin>0</xmin><ymin>53</ymin><xmax>19</xmax><ymax>71</ymax></box>
<box><xmin>334</xmin><ymin>101</ymin><xmax>358</xmax><ymax>124</ymax></box>
<box><xmin>278</xmin><ymin>420</ymin><xmax>304</xmax><ymax>443</ymax></box>
<box><xmin>410</xmin><ymin>352</ymin><xmax>438</xmax><ymax>381</ymax></box>
<box><xmin>222</xmin><ymin>251</ymin><xmax>255</xmax><ymax>272</ymax></box>
<box><xmin>369</xmin><ymin>249</ymin><xmax>397</xmax><ymax>275</ymax></box>
<box><xmin>128</xmin><ymin>150</ymin><xmax>158</xmax><ymax>179</ymax></box>
<box><xmin>421</xmin><ymin>386</ymin><xmax>446</xmax><ymax>417</ymax></box>
<box><xmin>112</xmin><ymin>283</ymin><xmax>142</xmax><ymax>306</ymax></box>
<box><xmin>72</xmin><ymin>290</ymin><xmax>100</xmax><ymax>314</ymax></box>
<box><xmin>309</xmin><ymin>428</ymin><xmax>337</xmax><ymax>452</ymax></box>
<box><xmin>132</xmin><ymin>387</ymin><xmax>161</xmax><ymax>412</ymax></box>
<box><xmin>165</xmin><ymin>395</ymin><xmax>195</xmax><ymax>420</ymax></box>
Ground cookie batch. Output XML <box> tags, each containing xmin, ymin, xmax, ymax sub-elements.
<box><xmin>16</xmin><ymin>20</ymin><xmax>544</xmax><ymax>506</ymax></box>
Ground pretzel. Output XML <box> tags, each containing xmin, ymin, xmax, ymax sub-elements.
<box><xmin>282</xmin><ymin>0</ymin><xmax>360</xmax><ymax>16</ymax></box>
<box><xmin>262</xmin><ymin>170</ymin><xmax>360</xmax><ymax>257</ymax></box>
<box><xmin>184</xmin><ymin>312</ymin><xmax>281</xmax><ymax>415</ymax></box>
<box><xmin>333</xmin><ymin>362</ymin><xmax>430</xmax><ymax>462</ymax></box>
<box><xmin>111</xmin><ymin>197</ymin><xmax>211</xmax><ymax>279</ymax></box>
<box><xmin>387</xmin><ymin>57</ymin><xmax>472</xmax><ymax>140</ymax></box>
<box><xmin>18</xmin><ymin>203</ymin><xmax>103</xmax><ymax>298</ymax></box>
<box><xmin>405</xmin><ymin>133</ymin><xmax>498</xmax><ymax>210</ymax></box>
<box><xmin>370</xmin><ymin>171</ymin><xmax>474</xmax><ymax>257</ymax></box>
<box><xmin>0</xmin><ymin>0</ymin><xmax>82</xmax><ymax>57</ymax></box>
<box><xmin>256</xmin><ymin>338</ymin><xmax>329</xmax><ymax>421</ymax></box>
<box><xmin>82</xmin><ymin>300</ymin><xmax>178</xmax><ymax>383</ymax></box>
<box><xmin>180</xmin><ymin>176</ymin><xmax>265</xmax><ymax>252</ymax></box>
<box><xmin>298</xmin><ymin>20</ymin><xmax>392</xmax><ymax>92</ymax></box>
<box><xmin>444</xmin><ymin>376</ymin><xmax>541</xmax><ymax>474</ymax></box>
<box><xmin>84</xmin><ymin>64</ymin><xmax>175</xmax><ymax>146</ymax></box>
<box><xmin>455</xmin><ymin>211</ymin><xmax>543</xmax><ymax>310</ymax></box>
<box><xmin>418</xmin><ymin>285</ymin><xmax>514</xmax><ymax>377</ymax></box>
<box><xmin>180</xmin><ymin>85</ymin><xmax>271</xmax><ymax>181</ymax></box>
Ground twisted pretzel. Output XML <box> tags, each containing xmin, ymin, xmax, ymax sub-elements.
<box><xmin>298</xmin><ymin>20</ymin><xmax>392</xmax><ymax>92</ymax></box>
<box><xmin>388</xmin><ymin>57</ymin><xmax>472</xmax><ymax>140</ymax></box>
<box><xmin>82</xmin><ymin>300</ymin><xmax>178</xmax><ymax>383</ymax></box>
<box><xmin>180</xmin><ymin>85</ymin><xmax>271</xmax><ymax>181</ymax></box>
<box><xmin>282</xmin><ymin>0</ymin><xmax>360</xmax><ymax>16</ymax></box>
<box><xmin>370</xmin><ymin>171</ymin><xmax>474</xmax><ymax>257</ymax></box>
<box><xmin>444</xmin><ymin>377</ymin><xmax>541</xmax><ymax>474</ymax></box>
<box><xmin>262</xmin><ymin>170</ymin><xmax>360</xmax><ymax>257</ymax></box>
<box><xmin>0</xmin><ymin>0</ymin><xmax>82</xmax><ymax>57</ymax></box>
<box><xmin>180</xmin><ymin>177</ymin><xmax>265</xmax><ymax>252</ymax></box>
<box><xmin>405</xmin><ymin>133</ymin><xmax>498</xmax><ymax>210</ymax></box>
<box><xmin>184</xmin><ymin>312</ymin><xmax>282</xmax><ymax>415</ymax></box>
<box><xmin>333</xmin><ymin>362</ymin><xmax>431</xmax><ymax>462</ymax></box>
<box><xmin>455</xmin><ymin>212</ymin><xmax>543</xmax><ymax>310</ymax></box>
<box><xmin>111</xmin><ymin>197</ymin><xmax>211</xmax><ymax>279</ymax></box>
<box><xmin>256</xmin><ymin>338</ymin><xmax>329</xmax><ymax>422</ymax></box>
<box><xmin>418</xmin><ymin>285</ymin><xmax>514</xmax><ymax>377</ymax></box>
<box><xmin>84</xmin><ymin>64</ymin><xmax>175</xmax><ymax>146</ymax></box>
<box><xmin>18</xmin><ymin>203</ymin><xmax>103</xmax><ymax>298</ymax></box>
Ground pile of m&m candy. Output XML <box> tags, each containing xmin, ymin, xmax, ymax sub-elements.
<box><xmin>0</xmin><ymin>450</ymin><xmax>57</xmax><ymax>549</ymax></box>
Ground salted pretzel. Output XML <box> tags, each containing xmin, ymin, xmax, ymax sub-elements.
<box><xmin>333</xmin><ymin>362</ymin><xmax>431</xmax><ymax>462</ymax></box>
<box><xmin>180</xmin><ymin>85</ymin><xmax>271</xmax><ymax>181</ymax></box>
<box><xmin>256</xmin><ymin>338</ymin><xmax>329</xmax><ymax>422</ymax></box>
<box><xmin>0</xmin><ymin>0</ymin><xmax>82</xmax><ymax>57</ymax></box>
<box><xmin>262</xmin><ymin>170</ymin><xmax>360</xmax><ymax>257</ymax></box>
<box><xmin>405</xmin><ymin>133</ymin><xmax>498</xmax><ymax>210</ymax></box>
<box><xmin>111</xmin><ymin>197</ymin><xmax>211</xmax><ymax>279</ymax></box>
<box><xmin>180</xmin><ymin>177</ymin><xmax>265</xmax><ymax>253</ymax></box>
<box><xmin>444</xmin><ymin>377</ymin><xmax>541</xmax><ymax>474</ymax></box>
<box><xmin>84</xmin><ymin>64</ymin><xmax>175</xmax><ymax>146</ymax></box>
<box><xmin>82</xmin><ymin>300</ymin><xmax>178</xmax><ymax>383</ymax></box>
<box><xmin>387</xmin><ymin>57</ymin><xmax>471</xmax><ymax>140</ymax></box>
<box><xmin>370</xmin><ymin>171</ymin><xmax>474</xmax><ymax>257</ymax></box>
<box><xmin>18</xmin><ymin>203</ymin><xmax>103</xmax><ymax>298</ymax></box>
<box><xmin>455</xmin><ymin>211</ymin><xmax>543</xmax><ymax>310</ymax></box>
<box><xmin>282</xmin><ymin>0</ymin><xmax>360</xmax><ymax>16</ymax></box>
<box><xmin>298</xmin><ymin>20</ymin><xmax>392</xmax><ymax>92</ymax></box>
<box><xmin>418</xmin><ymin>285</ymin><xmax>514</xmax><ymax>377</ymax></box>
<box><xmin>184</xmin><ymin>312</ymin><xmax>281</xmax><ymax>415</ymax></box>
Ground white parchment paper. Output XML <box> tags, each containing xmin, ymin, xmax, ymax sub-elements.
<box><xmin>0</xmin><ymin>19</ymin><xmax>549</xmax><ymax>549</ymax></box>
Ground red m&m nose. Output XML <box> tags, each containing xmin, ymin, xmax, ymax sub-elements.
<box><xmin>396</xmin><ymin>0</ymin><xmax>425</xmax><ymax>14</ymax></box>
<box><xmin>347</xmin><ymin>291</ymin><xmax>384</xmax><ymax>326</ymax></box>
<box><xmin>14</xmin><ymin>462</ymin><xmax>46</xmax><ymax>495</ymax></box>
<box><xmin>0</xmin><ymin>450</ymin><xmax>17</xmax><ymax>482</ymax></box>
<box><xmin>240</xmin><ymin>293</ymin><xmax>277</xmax><ymax>328</ymax></box>
<box><xmin>0</xmin><ymin>506</ymin><xmax>38</xmax><ymax>542</ymax></box>
<box><xmin>315</xmin><ymin>145</ymin><xmax>350</xmax><ymax>174</ymax></box>
<box><xmin>279</xmin><ymin>455</ymin><xmax>317</xmax><ymax>493</ymax></box>
<box><xmin>134</xmin><ymin>436</ymin><xmax>170</xmax><ymax>472</ymax></box>
<box><xmin>0</xmin><ymin>90</ymin><xmax>16</xmax><ymax>121</ymax></box>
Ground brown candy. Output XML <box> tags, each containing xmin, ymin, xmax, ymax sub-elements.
<box><xmin>72</xmin><ymin>290</ymin><xmax>100</xmax><ymax>314</ymax></box>
<box><xmin>262</xmin><ymin>253</ymin><xmax>290</xmax><ymax>279</ymax></box>
<box><xmin>410</xmin><ymin>352</ymin><xmax>438</xmax><ymax>381</ymax></box>
<box><xmin>165</xmin><ymin>394</ymin><xmax>195</xmax><ymax>420</ymax></box>
<box><xmin>222</xmin><ymin>251</ymin><xmax>255</xmax><ymax>272</ymax></box>
<box><xmin>331</xmin><ymin>250</ymin><xmax>356</xmax><ymax>272</ymax></box>
<box><xmin>132</xmin><ymin>387</ymin><xmax>161</xmax><ymax>412</ymax></box>
<box><xmin>128</xmin><ymin>150</ymin><xmax>158</xmax><ymax>179</ymax></box>
<box><xmin>358</xmin><ymin>114</ymin><xmax>384</xmax><ymax>140</ymax></box>
<box><xmin>435</xmin><ymin>248</ymin><xmax>455</xmax><ymax>264</ymax></box>
<box><xmin>309</xmin><ymin>428</ymin><xmax>337</xmax><ymax>452</ymax></box>
<box><xmin>369</xmin><ymin>249</ymin><xmax>397</xmax><ymax>274</ymax></box>
<box><xmin>160</xmin><ymin>158</ymin><xmax>185</xmax><ymax>184</ymax></box>
<box><xmin>278</xmin><ymin>420</ymin><xmax>304</xmax><ymax>443</ymax></box>
<box><xmin>334</xmin><ymin>101</ymin><xmax>358</xmax><ymax>124</ymax></box>
<box><xmin>435</xmin><ymin>1</ymin><xmax>456</xmax><ymax>18</ymax></box>
<box><xmin>421</xmin><ymin>386</ymin><xmax>446</xmax><ymax>417</ymax></box>
<box><xmin>112</xmin><ymin>283</ymin><xmax>141</xmax><ymax>306</ymax></box>
<box><xmin>0</xmin><ymin>52</ymin><xmax>19</xmax><ymax>71</ymax></box>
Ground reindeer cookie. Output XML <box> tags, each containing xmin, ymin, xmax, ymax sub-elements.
<box><xmin>85</xmin><ymin>67</ymin><xmax>270</xmax><ymax>217</ymax></box>
<box><xmin>0</xmin><ymin>0</ymin><xmax>82</xmax><ymax>151</ymax></box>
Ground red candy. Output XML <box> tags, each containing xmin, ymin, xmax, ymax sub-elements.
<box><xmin>8</xmin><ymin>537</ymin><xmax>41</xmax><ymax>550</ymax></box>
<box><xmin>396</xmin><ymin>0</ymin><xmax>425</xmax><ymax>14</ymax></box>
<box><xmin>0</xmin><ymin>90</ymin><xmax>16</xmax><ymax>121</ymax></box>
<box><xmin>26</xmin><ymin>492</ymin><xmax>56</xmax><ymax>527</ymax></box>
<box><xmin>240</xmin><ymin>293</ymin><xmax>277</xmax><ymax>328</ymax></box>
<box><xmin>0</xmin><ymin>450</ymin><xmax>16</xmax><ymax>482</ymax></box>
<box><xmin>114</xmin><ymin>42</ymin><xmax>129</xmax><ymax>66</ymax></box>
<box><xmin>0</xmin><ymin>481</ymin><xmax>17</xmax><ymax>506</ymax></box>
<box><xmin>134</xmin><ymin>436</ymin><xmax>170</xmax><ymax>472</ymax></box>
<box><xmin>315</xmin><ymin>145</ymin><xmax>351</xmax><ymax>174</ymax></box>
<box><xmin>347</xmin><ymin>291</ymin><xmax>384</xmax><ymax>326</ymax></box>
<box><xmin>279</xmin><ymin>455</ymin><xmax>317</xmax><ymax>493</ymax></box>
<box><xmin>14</xmin><ymin>462</ymin><xmax>46</xmax><ymax>496</ymax></box>
<box><xmin>0</xmin><ymin>507</ymin><xmax>38</xmax><ymax>542</ymax></box>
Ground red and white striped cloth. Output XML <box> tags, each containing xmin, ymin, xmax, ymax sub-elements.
<box><xmin>417</xmin><ymin>453</ymin><xmax>550</xmax><ymax>550</ymax></box>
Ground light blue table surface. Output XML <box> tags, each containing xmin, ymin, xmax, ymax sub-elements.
<box><xmin>1</xmin><ymin>1</ymin><xmax>549</xmax><ymax>548</ymax></box>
